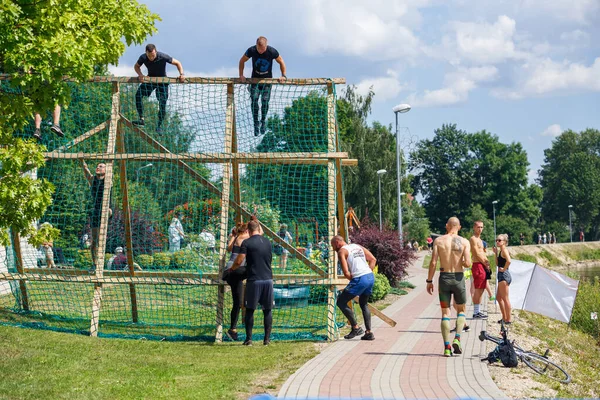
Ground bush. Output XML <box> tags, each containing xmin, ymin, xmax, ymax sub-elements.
<box><xmin>538</xmin><ymin>249</ymin><xmax>560</xmax><ymax>266</ymax></box>
<box><xmin>570</xmin><ymin>277</ymin><xmax>600</xmax><ymax>339</ymax></box>
<box><xmin>135</xmin><ymin>254</ymin><xmax>154</xmax><ymax>269</ymax></box>
<box><xmin>513</xmin><ymin>254</ymin><xmax>537</xmax><ymax>263</ymax></box>
<box><xmin>172</xmin><ymin>249</ymin><xmax>200</xmax><ymax>269</ymax></box>
<box><xmin>309</xmin><ymin>285</ymin><xmax>328</xmax><ymax>304</ymax></box>
<box><xmin>369</xmin><ymin>273</ymin><xmax>391</xmax><ymax>302</ymax></box>
<box><xmin>73</xmin><ymin>249</ymin><xmax>93</xmax><ymax>269</ymax></box>
<box><xmin>153</xmin><ymin>252</ymin><xmax>172</xmax><ymax>269</ymax></box>
<box><xmin>350</xmin><ymin>218</ymin><xmax>417</xmax><ymax>286</ymax></box>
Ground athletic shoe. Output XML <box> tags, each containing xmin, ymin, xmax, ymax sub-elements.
<box><xmin>132</xmin><ymin>119</ymin><xmax>145</xmax><ymax>127</ymax></box>
<box><xmin>443</xmin><ymin>348</ymin><xmax>452</xmax><ymax>357</ymax></box>
<box><xmin>50</xmin><ymin>124</ymin><xmax>64</xmax><ymax>137</ymax></box>
<box><xmin>451</xmin><ymin>324</ymin><xmax>470</xmax><ymax>333</ymax></box>
<box><xmin>489</xmin><ymin>296</ymin><xmax>496</xmax><ymax>301</ymax></box>
<box><xmin>504</xmin><ymin>321</ymin><xmax>512</xmax><ymax>325</ymax></box>
<box><xmin>226</xmin><ymin>329</ymin><xmax>238</xmax><ymax>341</ymax></box>
<box><xmin>473</xmin><ymin>312</ymin><xmax>488</xmax><ymax>319</ymax></box>
<box><xmin>497</xmin><ymin>319</ymin><xmax>504</xmax><ymax>324</ymax></box>
<box><xmin>263</xmin><ymin>339</ymin><xmax>271</xmax><ymax>346</ymax></box>
<box><xmin>344</xmin><ymin>327</ymin><xmax>364</xmax><ymax>339</ymax></box>
<box><xmin>452</xmin><ymin>339</ymin><xmax>462</xmax><ymax>355</ymax></box>
<box><xmin>243</xmin><ymin>339</ymin><xmax>252</xmax><ymax>346</ymax></box>
<box><xmin>361</xmin><ymin>332</ymin><xmax>375</xmax><ymax>341</ymax></box>
<box><xmin>253</xmin><ymin>125</ymin><xmax>260</xmax><ymax>137</ymax></box>
<box><xmin>32</xmin><ymin>129</ymin><xmax>42</xmax><ymax>141</ymax></box>
<box><xmin>260</xmin><ymin>121</ymin><xmax>267</xmax><ymax>135</ymax></box>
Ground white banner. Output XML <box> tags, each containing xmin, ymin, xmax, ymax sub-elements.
<box><xmin>507</xmin><ymin>259</ymin><xmax>579</xmax><ymax>323</ymax></box>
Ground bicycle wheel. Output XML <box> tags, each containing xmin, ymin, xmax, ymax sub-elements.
<box><xmin>521</xmin><ymin>352</ymin><xmax>571</xmax><ymax>384</ymax></box>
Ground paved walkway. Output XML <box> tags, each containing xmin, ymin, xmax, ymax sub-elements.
<box><xmin>278</xmin><ymin>253</ymin><xmax>507</xmax><ymax>399</ymax></box>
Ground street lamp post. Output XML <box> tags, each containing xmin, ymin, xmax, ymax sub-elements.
<box><xmin>568</xmin><ymin>205</ymin><xmax>573</xmax><ymax>243</ymax></box>
<box><xmin>393</xmin><ymin>103</ymin><xmax>411</xmax><ymax>241</ymax></box>
<box><xmin>136</xmin><ymin>163</ymin><xmax>153</xmax><ymax>181</ymax></box>
<box><xmin>376</xmin><ymin>169</ymin><xmax>387</xmax><ymax>231</ymax></box>
<box><xmin>492</xmin><ymin>200</ymin><xmax>499</xmax><ymax>240</ymax></box>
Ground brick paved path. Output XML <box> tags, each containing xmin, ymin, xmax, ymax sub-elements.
<box><xmin>278</xmin><ymin>253</ymin><xmax>507</xmax><ymax>399</ymax></box>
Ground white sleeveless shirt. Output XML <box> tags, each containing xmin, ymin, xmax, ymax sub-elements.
<box><xmin>342</xmin><ymin>243</ymin><xmax>372</xmax><ymax>278</ymax></box>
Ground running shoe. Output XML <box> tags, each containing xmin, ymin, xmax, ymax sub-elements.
<box><xmin>361</xmin><ymin>332</ymin><xmax>375</xmax><ymax>341</ymax></box>
<box><xmin>32</xmin><ymin>128</ymin><xmax>42</xmax><ymax>141</ymax></box>
<box><xmin>243</xmin><ymin>339</ymin><xmax>252</xmax><ymax>346</ymax></box>
<box><xmin>263</xmin><ymin>339</ymin><xmax>271</xmax><ymax>346</ymax></box>
<box><xmin>452</xmin><ymin>339</ymin><xmax>462</xmax><ymax>355</ymax></box>
<box><xmin>451</xmin><ymin>324</ymin><xmax>470</xmax><ymax>333</ymax></box>
<box><xmin>132</xmin><ymin>118</ymin><xmax>145</xmax><ymax>127</ymax></box>
<box><xmin>489</xmin><ymin>296</ymin><xmax>496</xmax><ymax>301</ymax></box>
<box><xmin>443</xmin><ymin>348</ymin><xmax>452</xmax><ymax>357</ymax></box>
<box><xmin>473</xmin><ymin>312</ymin><xmax>488</xmax><ymax>319</ymax></box>
<box><xmin>344</xmin><ymin>327</ymin><xmax>364</xmax><ymax>339</ymax></box>
<box><xmin>50</xmin><ymin>124</ymin><xmax>64</xmax><ymax>137</ymax></box>
<box><xmin>226</xmin><ymin>329</ymin><xmax>238</xmax><ymax>341</ymax></box>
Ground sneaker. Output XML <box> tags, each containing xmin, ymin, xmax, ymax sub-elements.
<box><xmin>263</xmin><ymin>339</ymin><xmax>270</xmax><ymax>346</ymax></box>
<box><xmin>50</xmin><ymin>124</ymin><xmax>64</xmax><ymax>137</ymax></box>
<box><xmin>497</xmin><ymin>319</ymin><xmax>504</xmax><ymax>324</ymax></box>
<box><xmin>450</xmin><ymin>324</ymin><xmax>470</xmax><ymax>333</ymax></box>
<box><xmin>226</xmin><ymin>329</ymin><xmax>238</xmax><ymax>341</ymax></box>
<box><xmin>344</xmin><ymin>327</ymin><xmax>364</xmax><ymax>340</ymax></box>
<box><xmin>132</xmin><ymin>119</ymin><xmax>145</xmax><ymax>127</ymax></box>
<box><xmin>361</xmin><ymin>332</ymin><xmax>375</xmax><ymax>341</ymax></box>
<box><xmin>33</xmin><ymin>128</ymin><xmax>42</xmax><ymax>141</ymax></box>
<box><xmin>473</xmin><ymin>312</ymin><xmax>488</xmax><ymax>319</ymax></box>
<box><xmin>443</xmin><ymin>348</ymin><xmax>452</xmax><ymax>357</ymax></box>
<box><xmin>260</xmin><ymin>121</ymin><xmax>267</xmax><ymax>135</ymax></box>
<box><xmin>504</xmin><ymin>321</ymin><xmax>512</xmax><ymax>325</ymax></box>
<box><xmin>243</xmin><ymin>339</ymin><xmax>252</xmax><ymax>346</ymax></box>
<box><xmin>489</xmin><ymin>296</ymin><xmax>496</xmax><ymax>301</ymax></box>
<box><xmin>452</xmin><ymin>339</ymin><xmax>462</xmax><ymax>355</ymax></box>
<box><xmin>253</xmin><ymin>124</ymin><xmax>260</xmax><ymax>137</ymax></box>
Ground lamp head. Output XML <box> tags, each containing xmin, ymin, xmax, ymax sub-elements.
<box><xmin>400</xmin><ymin>192</ymin><xmax>406</xmax><ymax>195</ymax></box>
<box><xmin>492</xmin><ymin>200</ymin><xmax>499</xmax><ymax>205</ymax></box>
<box><xmin>393</xmin><ymin>103</ymin><xmax>411</xmax><ymax>114</ymax></box>
<box><xmin>568</xmin><ymin>204</ymin><xmax>573</xmax><ymax>208</ymax></box>
<box><xmin>377</xmin><ymin>169</ymin><xmax>387</xmax><ymax>175</ymax></box>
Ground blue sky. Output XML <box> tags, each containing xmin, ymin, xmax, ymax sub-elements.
<box><xmin>109</xmin><ymin>0</ymin><xmax>600</xmax><ymax>183</ymax></box>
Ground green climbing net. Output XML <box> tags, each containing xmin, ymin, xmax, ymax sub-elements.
<box><xmin>0</xmin><ymin>77</ymin><xmax>350</xmax><ymax>342</ymax></box>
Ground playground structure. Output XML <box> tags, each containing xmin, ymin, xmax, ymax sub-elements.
<box><xmin>0</xmin><ymin>76</ymin><xmax>358</xmax><ymax>342</ymax></box>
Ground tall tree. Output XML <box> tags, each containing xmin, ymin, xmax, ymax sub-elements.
<box><xmin>0</xmin><ymin>0</ymin><xmax>159</xmax><ymax>245</ymax></box>
<box><xmin>538</xmin><ymin>129</ymin><xmax>600</xmax><ymax>239</ymax></box>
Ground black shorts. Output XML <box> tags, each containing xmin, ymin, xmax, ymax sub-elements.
<box><xmin>485</xmin><ymin>269</ymin><xmax>492</xmax><ymax>280</ymax></box>
<box><xmin>245</xmin><ymin>279</ymin><xmax>274</xmax><ymax>310</ymax></box>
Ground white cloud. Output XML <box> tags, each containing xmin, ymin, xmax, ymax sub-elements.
<box><xmin>518</xmin><ymin>0</ymin><xmax>600</xmax><ymax>23</ymax></box>
<box><xmin>492</xmin><ymin>57</ymin><xmax>600</xmax><ymax>99</ymax></box>
<box><xmin>355</xmin><ymin>70</ymin><xmax>405</xmax><ymax>102</ymax></box>
<box><xmin>560</xmin><ymin>29</ymin><xmax>590</xmax><ymax>43</ymax></box>
<box><xmin>408</xmin><ymin>66</ymin><xmax>498</xmax><ymax>107</ymax></box>
<box><xmin>540</xmin><ymin>124</ymin><xmax>563</xmax><ymax>137</ymax></box>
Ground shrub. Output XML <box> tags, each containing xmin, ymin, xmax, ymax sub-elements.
<box><xmin>309</xmin><ymin>285</ymin><xmax>328</xmax><ymax>304</ymax></box>
<box><xmin>73</xmin><ymin>250</ymin><xmax>93</xmax><ymax>269</ymax></box>
<box><xmin>105</xmin><ymin>209</ymin><xmax>166</xmax><ymax>255</ymax></box>
<box><xmin>153</xmin><ymin>252</ymin><xmax>172</xmax><ymax>269</ymax></box>
<box><xmin>135</xmin><ymin>254</ymin><xmax>154</xmax><ymax>269</ymax></box>
<box><xmin>538</xmin><ymin>249</ymin><xmax>560</xmax><ymax>266</ymax></box>
<box><xmin>172</xmin><ymin>249</ymin><xmax>200</xmax><ymax>269</ymax></box>
<box><xmin>369</xmin><ymin>273</ymin><xmax>391</xmax><ymax>302</ymax></box>
<box><xmin>570</xmin><ymin>277</ymin><xmax>600</xmax><ymax>339</ymax></box>
<box><xmin>350</xmin><ymin>218</ymin><xmax>417</xmax><ymax>287</ymax></box>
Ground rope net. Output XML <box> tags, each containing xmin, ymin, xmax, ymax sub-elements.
<box><xmin>0</xmin><ymin>77</ymin><xmax>349</xmax><ymax>341</ymax></box>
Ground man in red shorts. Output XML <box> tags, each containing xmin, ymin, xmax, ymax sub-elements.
<box><xmin>470</xmin><ymin>221</ymin><xmax>489</xmax><ymax>319</ymax></box>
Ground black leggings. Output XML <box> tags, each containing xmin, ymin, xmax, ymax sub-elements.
<box><xmin>135</xmin><ymin>83</ymin><xmax>169</xmax><ymax>128</ymax></box>
<box><xmin>337</xmin><ymin>290</ymin><xmax>372</xmax><ymax>331</ymax></box>
<box><xmin>245</xmin><ymin>308</ymin><xmax>272</xmax><ymax>342</ymax></box>
<box><xmin>225</xmin><ymin>267</ymin><xmax>246</xmax><ymax>330</ymax></box>
<box><xmin>249</xmin><ymin>84</ymin><xmax>272</xmax><ymax>126</ymax></box>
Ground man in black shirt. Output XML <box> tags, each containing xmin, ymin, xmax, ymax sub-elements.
<box><xmin>239</xmin><ymin>36</ymin><xmax>287</xmax><ymax>136</ymax></box>
<box><xmin>231</xmin><ymin>219</ymin><xmax>274</xmax><ymax>345</ymax></box>
<box><xmin>81</xmin><ymin>161</ymin><xmax>111</xmax><ymax>271</ymax></box>
<box><xmin>133</xmin><ymin>44</ymin><xmax>185</xmax><ymax>133</ymax></box>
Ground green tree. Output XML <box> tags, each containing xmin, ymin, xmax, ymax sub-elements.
<box><xmin>538</xmin><ymin>129</ymin><xmax>600</xmax><ymax>239</ymax></box>
<box><xmin>0</xmin><ymin>0</ymin><xmax>159</xmax><ymax>245</ymax></box>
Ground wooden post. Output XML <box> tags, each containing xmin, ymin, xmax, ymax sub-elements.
<box><xmin>90</xmin><ymin>81</ymin><xmax>120</xmax><ymax>337</ymax></box>
<box><xmin>10</xmin><ymin>231</ymin><xmax>29</xmax><ymax>311</ymax></box>
<box><xmin>326</xmin><ymin>82</ymin><xmax>338</xmax><ymax>341</ymax></box>
<box><xmin>215</xmin><ymin>83</ymin><xmax>235</xmax><ymax>342</ymax></box>
<box><xmin>116</xmin><ymin>124</ymin><xmax>138</xmax><ymax>323</ymax></box>
<box><xmin>231</xmin><ymin>105</ymin><xmax>242</xmax><ymax>225</ymax></box>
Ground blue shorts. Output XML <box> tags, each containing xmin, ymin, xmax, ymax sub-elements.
<box><xmin>344</xmin><ymin>273</ymin><xmax>375</xmax><ymax>297</ymax></box>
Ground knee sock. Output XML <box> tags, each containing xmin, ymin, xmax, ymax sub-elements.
<box><xmin>441</xmin><ymin>317</ymin><xmax>451</xmax><ymax>349</ymax></box>
<box><xmin>455</xmin><ymin>313</ymin><xmax>466</xmax><ymax>339</ymax></box>
<box><xmin>474</xmin><ymin>304</ymin><xmax>480</xmax><ymax>314</ymax></box>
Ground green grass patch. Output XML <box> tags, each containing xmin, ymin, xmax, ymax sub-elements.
<box><xmin>389</xmin><ymin>287</ymin><xmax>408</xmax><ymax>296</ymax></box>
<box><xmin>567</xmin><ymin>248</ymin><xmax>600</xmax><ymax>262</ymax></box>
<box><xmin>513</xmin><ymin>254</ymin><xmax>537</xmax><ymax>264</ymax></box>
<box><xmin>538</xmin><ymin>249</ymin><xmax>561</xmax><ymax>266</ymax></box>
<box><xmin>397</xmin><ymin>281</ymin><xmax>416</xmax><ymax>289</ymax></box>
<box><xmin>0</xmin><ymin>325</ymin><xmax>318</xmax><ymax>400</ymax></box>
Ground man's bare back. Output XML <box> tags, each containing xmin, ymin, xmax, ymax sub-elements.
<box><xmin>431</xmin><ymin>234</ymin><xmax>471</xmax><ymax>274</ymax></box>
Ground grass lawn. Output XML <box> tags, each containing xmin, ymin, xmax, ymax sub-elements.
<box><xmin>0</xmin><ymin>324</ymin><xmax>318</xmax><ymax>400</ymax></box>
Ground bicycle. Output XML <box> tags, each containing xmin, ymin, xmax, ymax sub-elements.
<box><xmin>479</xmin><ymin>322</ymin><xmax>571</xmax><ymax>384</ymax></box>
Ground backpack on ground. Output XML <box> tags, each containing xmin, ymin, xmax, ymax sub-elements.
<box><xmin>498</xmin><ymin>339</ymin><xmax>518</xmax><ymax>367</ymax></box>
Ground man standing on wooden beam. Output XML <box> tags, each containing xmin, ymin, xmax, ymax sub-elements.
<box><xmin>238</xmin><ymin>36</ymin><xmax>287</xmax><ymax>136</ymax></box>
<box><xmin>331</xmin><ymin>235</ymin><xmax>377</xmax><ymax>341</ymax></box>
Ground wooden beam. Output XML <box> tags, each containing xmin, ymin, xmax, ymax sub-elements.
<box><xmin>326</xmin><ymin>82</ymin><xmax>338</xmax><ymax>341</ymax></box>
<box><xmin>42</xmin><ymin>151</ymin><xmax>352</xmax><ymax>164</ymax></box>
<box><xmin>89</xmin><ymin>81</ymin><xmax>119</xmax><ymax>337</ymax></box>
<box><xmin>353</xmin><ymin>297</ymin><xmax>397</xmax><ymax>327</ymax></box>
<box><xmin>231</xmin><ymin>102</ymin><xmax>242</xmax><ymax>225</ymax></box>
<box><xmin>10</xmin><ymin>231</ymin><xmax>29</xmax><ymax>311</ymax></box>
<box><xmin>116</xmin><ymin>125</ymin><xmax>138</xmax><ymax>323</ymax></box>
<box><xmin>51</xmin><ymin>120</ymin><xmax>109</xmax><ymax>155</ymax></box>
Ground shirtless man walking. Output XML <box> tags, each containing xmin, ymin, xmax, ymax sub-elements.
<box><xmin>470</xmin><ymin>221</ymin><xmax>490</xmax><ymax>319</ymax></box>
<box><xmin>427</xmin><ymin>217</ymin><xmax>472</xmax><ymax>357</ymax></box>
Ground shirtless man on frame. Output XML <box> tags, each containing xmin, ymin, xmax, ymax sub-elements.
<box><xmin>427</xmin><ymin>217</ymin><xmax>472</xmax><ymax>357</ymax></box>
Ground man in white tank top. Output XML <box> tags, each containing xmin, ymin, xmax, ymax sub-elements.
<box><xmin>331</xmin><ymin>235</ymin><xmax>377</xmax><ymax>340</ymax></box>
